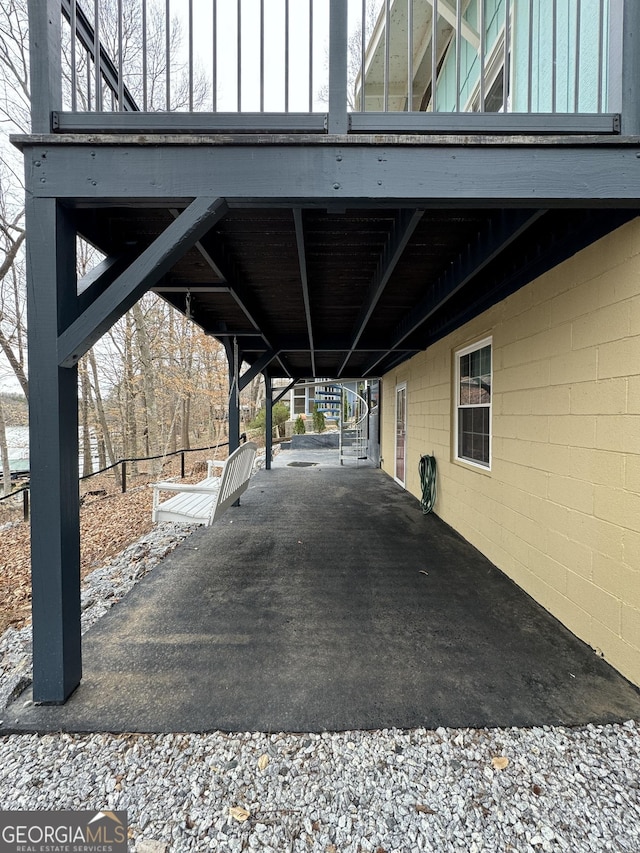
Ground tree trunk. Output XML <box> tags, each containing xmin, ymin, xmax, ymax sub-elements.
<box><xmin>124</xmin><ymin>312</ymin><xmax>139</xmax><ymax>475</ymax></box>
<box><xmin>131</xmin><ymin>302</ymin><xmax>161</xmax><ymax>475</ymax></box>
<box><xmin>0</xmin><ymin>329</ymin><xmax>28</xmax><ymax>399</ymax></box>
<box><xmin>0</xmin><ymin>396</ymin><xmax>11</xmax><ymax>498</ymax></box>
<box><xmin>79</xmin><ymin>358</ymin><xmax>94</xmax><ymax>477</ymax></box>
<box><xmin>181</xmin><ymin>395</ymin><xmax>191</xmax><ymax>449</ymax></box>
<box><xmin>88</xmin><ymin>349</ymin><xmax>121</xmax><ymax>487</ymax></box>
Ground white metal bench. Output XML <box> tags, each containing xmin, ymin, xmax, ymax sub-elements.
<box><xmin>151</xmin><ymin>441</ymin><xmax>258</xmax><ymax>526</ymax></box>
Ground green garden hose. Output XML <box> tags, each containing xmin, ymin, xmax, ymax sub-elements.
<box><xmin>419</xmin><ymin>454</ymin><xmax>437</xmax><ymax>515</ymax></box>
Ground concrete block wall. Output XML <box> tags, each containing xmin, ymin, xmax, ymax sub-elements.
<box><xmin>381</xmin><ymin>218</ymin><xmax>640</xmax><ymax>686</ymax></box>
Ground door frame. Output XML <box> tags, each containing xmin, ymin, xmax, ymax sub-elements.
<box><xmin>394</xmin><ymin>381</ymin><xmax>407</xmax><ymax>487</ymax></box>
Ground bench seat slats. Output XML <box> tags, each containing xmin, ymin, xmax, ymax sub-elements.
<box><xmin>151</xmin><ymin>442</ymin><xmax>257</xmax><ymax>526</ymax></box>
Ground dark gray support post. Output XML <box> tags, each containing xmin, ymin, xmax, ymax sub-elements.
<box><xmin>225</xmin><ymin>340</ymin><xmax>241</xmax><ymax>454</ymax></box>
<box><xmin>328</xmin><ymin>0</ymin><xmax>348</xmax><ymax>134</ymax></box>
<box><xmin>26</xmin><ymin>198</ymin><xmax>81</xmax><ymax>703</ymax></box>
<box><xmin>264</xmin><ymin>374</ymin><xmax>273</xmax><ymax>470</ymax></box>
<box><xmin>621</xmin><ymin>0</ymin><xmax>640</xmax><ymax>135</ymax></box>
<box><xmin>28</xmin><ymin>0</ymin><xmax>62</xmax><ymax>133</ymax></box>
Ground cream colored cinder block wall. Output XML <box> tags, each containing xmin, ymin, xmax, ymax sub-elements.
<box><xmin>381</xmin><ymin>218</ymin><xmax>640</xmax><ymax>687</ymax></box>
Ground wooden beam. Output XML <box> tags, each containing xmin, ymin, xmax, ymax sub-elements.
<box><xmin>23</xmin><ymin>143</ymin><xmax>640</xmax><ymax>206</ymax></box>
<box><xmin>26</xmin><ymin>197</ymin><xmax>81</xmax><ymax>703</ymax></box>
<box><xmin>364</xmin><ymin>209</ymin><xmax>546</xmax><ymax>375</ymax></box>
<box><xmin>338</xmin><ymin>209</ymin><xmax>423</xmax><ymax>377</ymax></box>
<box><xmin>57</xmin><ymin>197</ymin><xmax>228</xmax><ymax>366</ymax></box>
<box><xmin>77</xmin><ymin>251</ymin><xmax>141</xmax><ymax>314</ymax></box>
<box><xmin>425</xmin><ymin>0</ymin><xmax>480</xmax><ymax>49</ymax></box>
<box><xmin>293</xmin><ymin>208</ymin><xmax>316</xmax><ymax>377</ymax></box>
<box><xmin>28</xmin><ymin>0</ymin><xmax>62</xmax><ymax>133</ymax></box>
<box><xmin>239</xmin><ymin>350</ymin><xmax>278</xmax><ymax>392</ymax></box>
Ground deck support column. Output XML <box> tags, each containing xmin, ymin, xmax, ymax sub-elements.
<box><xmin>27</xmin><ymin>0</ymin><xmax>61</xmax><ymax>133</ymax></box>
<box><xmin>622</xmin><ymin>0</ymin><xmax>640</xmax><ymax>135</ymax></box>
<box><xmin>225</xmin><ymin>339</ymin><xmax>241</xmax><ymax>454</ymax></box>
<box><xmin>328</xmin><ymin>0</ymin><xmax>348</xmax><ymax>134</ymax></box>
<box><xmin>264</xmin><ymin>374</ymin><xmax>273</xmax><ymax>470</ymax></box>
<box><xmin>26</xmin><ymin>198</ymin><xmax>81</xmax><ymax>703</ymax></box>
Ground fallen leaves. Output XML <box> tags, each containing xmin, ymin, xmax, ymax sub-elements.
<box><xmin>491</xmin><ymin>756</ymin><xmax>510</xmax><ymax>770</ymax></box>
<box><xmin>0</xmin><ymin>464</ymin><xmax>215</xmax><ymax>635</ymax></box>
<box><xmin>415</xmin><ymin>804</ymin><xmax>437</xmax><ymax>814</ymax></box>
<box><xmin>257</xmin><ymin>754</ymin><xmax>270</xmax><ymax>771</ymax></box>
<box><xmin>228</xmin><ymin>806</ymin><xmax>250</xmax><ymax>822</ymax></box>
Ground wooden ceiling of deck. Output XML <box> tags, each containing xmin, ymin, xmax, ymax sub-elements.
<box><xmin>71</xmin><ymin>204</ymin><xmax>637</xmax><ymax>380</ymax></box>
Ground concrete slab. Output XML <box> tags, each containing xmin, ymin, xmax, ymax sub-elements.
<box><xmin>4</xmin><ymin>460</ymin><xmax>640</xmax><ymax>733</ymax></box>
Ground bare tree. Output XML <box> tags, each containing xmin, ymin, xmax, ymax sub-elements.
<box><xmin>0</xmin><ymin>0</ymin><xmax>238</xmax><ymax>494</ymax></box>
<box><xmin>0</xmin><ymin>0</ymin><xmax>30</xmax><ymax>133</ymax></box>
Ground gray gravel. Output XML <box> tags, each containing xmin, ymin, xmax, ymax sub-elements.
<box><xmin>1</xmin><ymin>497</ymin><xmax>639</xmax><ymax>852</ymax></box>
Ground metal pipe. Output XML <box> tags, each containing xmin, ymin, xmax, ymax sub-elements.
<box><xmin>527</xmin><ymin>0</ymin><xmax>533</xmax><ymax>112</ymax></box>
<box><xmin>212</xmin><ymin>0</ymin><xmax>217</xmax><ymax>111</ymax></box>
<box><xmin>94</xmin><ymin>0</ymin><xmax>101</xmax><ymax>111</ymax></box>
<box><xmin>597</xmin><ymin>0</ymin><xmax>605</xmax><ymax>112</ymax></box>
<box><xmin>479</xmin><ymin>0</ymin><xmax>485</xmax><ymax>112</ymax></box>
<box><xmin>361</xmin><ymin>0</ymin><xmax>366</xmax><ymax>111</ymax></box>
<box><xmin>408</xmin><ymin>0</ymin><xmax>413</xmax><ymax>111</ymax></box>
<box><xmin>260</xmin><ymin>0</ymin><xmax>265</xmax><ymax>112</ymax></box>
<box><xmin>237</xmin><ymin>0</ymin><xmax>241</xmax><ymax>112</ymax></box>
<box><xmin>70</xmin><ymin>0</ymin><xmax>77</xmax><ymax>111</ymax></box>
<box><xmin>142</xmin><ymin>0</ymin><xmax>148</xmax><ymax>110</ymax></box>
<box><xmin>165</xmin><ymin>0</ymin><xmax>170</xmax><ymax>110</ymax></box>
<box><xmin>455</xmin><ymin>0</ymin><xmax>462</xmax><ymax>111</ymax></box>
<box><xmin>188</xmin><ymin>0</ymin><xmax>193</xmax><ymax>111</ymax></box>
<box><xmin>503</xmin><ymin>0</ymin><xmax>510</xmax><ymax>112</ymax></box>
<box><xmin>309</xmin><ymin>0</ymin><xmax>313</xmax><ymax>111</ymax></box>
<box><xmin>117</xmin><ymin>0</ymin><xmax>123</xmax><ymax>110</ymax></box>
<box><xmin>87</xmin><ymin>43</ymin><xmax>92</xmax><ymax>110</ymax></box>
<box><xmin>574</xmin><ymin>0</ymin><xmax>581</xmax><ymax>112</ymax></box>
<box><xmin>384</xmin><ymin>0</ymin><xmax>390</xmax><ymax>111</ymax></box>
<box><xmin>285</xmin><ymin>0</ymin><xmax>290</xmax><ymax>112</ymax></box>
<box><xmin>431</xmin><ymin>0</ymin><xmax>438</xmax><ymax>111</ymax></box>
<box><xmin>551</xmin><ymin>0</ymin><xmax>557</xmax><ymax>112</ymax></box>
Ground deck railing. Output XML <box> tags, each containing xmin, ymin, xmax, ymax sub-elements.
<box><xmin>30</xmin><ymin>0</ymin><xmax>639</xmax><ymax>136</ymax></box>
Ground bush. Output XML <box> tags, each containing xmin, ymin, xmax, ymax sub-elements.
<box><xmin>312</xmin><ymin>403</ymin><xmax>326</xmax><ymax>433</ymax></box>
<box><xmin>294</xmin><ymin>415</ymin><xmax>306</xmax><ymax>434</ymax></box>
<box><xmin>248</xmin><ymin>401</ymin><xmax>290</xmax><ymax>437</ymax></box>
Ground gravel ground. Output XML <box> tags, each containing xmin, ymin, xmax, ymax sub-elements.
<box><xmin>1</xmin><ymin>497</ymin><xmax>639</xmax><ymax>852</ymax></box>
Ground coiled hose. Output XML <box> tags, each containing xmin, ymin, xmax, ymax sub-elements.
<box><xmin>419</xmin><ymin>454</ymin><xmax>437</xmax><ymax>515</ymax></box>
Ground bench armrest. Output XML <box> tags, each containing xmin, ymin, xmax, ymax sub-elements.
<box><xmin>150</xmin><ymin>481</ymin><xmax>219</xmax><ymax>494</ymax></box>
<box><xmin>207</xmin><ymin>459</ymin><xmax>225</xmax><ymax>477</ymax></box>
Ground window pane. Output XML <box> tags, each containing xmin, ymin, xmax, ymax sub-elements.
<box><xmin>469</xmin><ymin>349</ymin><xmax>479</xmax><ymax>377</ymax></box>
<box><xmin>456</xmin><ymin>341</ymin><xmax>491</xmax><ymax>467</ymax></box>
<box><xmin>458</xmin><ymin>403</ymin><xmax>489</xmax><ymax>466</ymax></box>
<box><xmin>480</xmin><ymin>373</ymin><xmax>491</xmax><ymax>401</ymax></box>
<box><xmin>480</xmin><ymin>345</ymin><xmax>491</xmax><ymax>375</ymax></box>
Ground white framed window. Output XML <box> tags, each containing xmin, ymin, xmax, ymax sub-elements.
<box><xmin>455</xmin><ymin>337</ymin><xmax>492</xmax><ymax>469</ymax></box>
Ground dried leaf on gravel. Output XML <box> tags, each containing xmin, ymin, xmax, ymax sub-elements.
<box><xmin>257</xmin><ymin>754</ymin><xmax>269</xmax><ymax>771</ymax></box>
<box><xmin>415</xmin><ymin>804</ymin><xmax>437</xmax><ymax>814</ymax></box>
<box><xmin>491</xmin><ymin>756</ymin><xmax>509</xmax><ymax>770</ymax></box>
<box><xmin>229</xmin><ymin>806</ymin><xmax>250</xmax><ymax>822</ymax></box>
